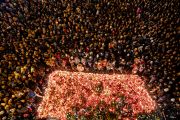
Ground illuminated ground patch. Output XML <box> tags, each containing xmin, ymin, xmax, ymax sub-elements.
<box><xmin>37</xmin><ymin>70</ymin><xmax>156</xmax><ymax>120</ymax></box>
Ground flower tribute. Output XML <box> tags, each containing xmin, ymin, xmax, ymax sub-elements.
<box><xmin>37</xmin><ymin>70</ymin><xmax>156</xmax><ymax>120</ymax></box>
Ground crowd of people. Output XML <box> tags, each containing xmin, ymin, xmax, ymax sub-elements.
<box><xmin>0</xmin><ymin>0</ymin><xmax>179</xmax><ymax>119</ymax></box>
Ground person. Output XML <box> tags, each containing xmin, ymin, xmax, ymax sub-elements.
<box><xmin>0</xmin><ymin>0</ymin><xmax>179</xmax><ymax>119</ymax></box>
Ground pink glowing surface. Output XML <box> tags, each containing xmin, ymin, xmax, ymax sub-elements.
<box><xmin>37</xmin><ymin>70</ymin><xmax>156</xmax><ymax>120</ymax></box>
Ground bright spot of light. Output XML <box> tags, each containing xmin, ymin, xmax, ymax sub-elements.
<box><xmin>37</xmin><ymin>70</ymin><xmax>156</xmax><ymax>120</ymax></box>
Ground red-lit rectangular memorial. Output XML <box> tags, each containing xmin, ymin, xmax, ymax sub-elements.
<box><xmin>37</xmin><ymin>70</ymin><xmax>156</xmax><ymax>120</ymax></box>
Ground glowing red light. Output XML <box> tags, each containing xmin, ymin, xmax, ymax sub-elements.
<box><xmin>37</xmin><ymin>70</ymin><xmax>156</xmax><ymax>120</ymax></box>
